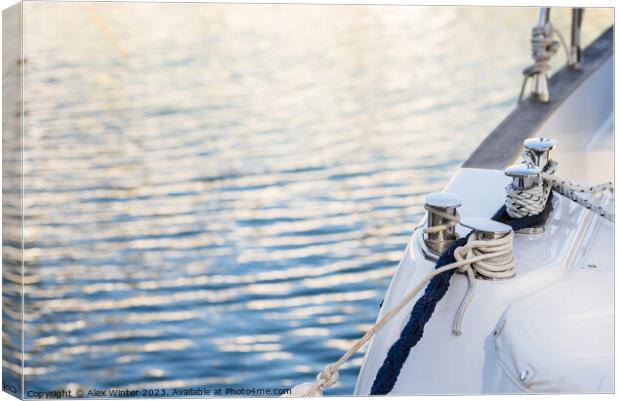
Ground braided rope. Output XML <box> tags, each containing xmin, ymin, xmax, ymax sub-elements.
<box><xmin>542</xmin><ymin>172</ymin><xmax>614</xmax><ymax>222</ymax></box>
<box><xmin>285</xmin><ymin>232</ymin><xmax>514</xmax><ymax>397</ymax></box>
<box><xmin>451</xmin><ymin>232</ymin><xmax>515</xmax><ymax>335</ymax></box>
<box><xmin>369</xmin><ymin>200</ymin><xmax>558</xmax><ymax>396</ymax></box>
<box><xmin>505</xmin><ymin>160</ymin><xmax>614</xmax><ymax>222</ymax></box>
<box><xmin>518</xmin><ymin>22</ymin><xmax>569</xmax><ymax>102</ymax></box>
<box><xmin>505</xmin><ymin>180</ymin><xmax>550</xmax><ymax>219</ymax></box>
<box><xmin>540</xmin><ymin>172</ymin><xmax>614</xmax><ymax>195</ymax></box>
<box><xmin>505</xmin><ymin>158</ymin><xmax>552</xmax><ymax>218</ymax></box>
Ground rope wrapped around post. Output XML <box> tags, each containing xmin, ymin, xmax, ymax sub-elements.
<box><xmin>505</xmin><ymin>160</ymin><xmax>614</xmax><ymax>222</ymax></box>
<box><xmin>518</xmin><ymin>22</ymin><xmax>569</xmax><ymax>102</ymax></box>
<box><xmin>421</xmin><ymin>205</ymin><xmax>460</xmax><ymax>234</ymax></box>
<box><xmin>285</xmin><ymin>228</ymin><xmax>515</xmax><ymax>397</ymax></box>
<box><xmin>285</xmin><ymin>150</ymin><xmax>613</xmax><ymax>396</ymax></box>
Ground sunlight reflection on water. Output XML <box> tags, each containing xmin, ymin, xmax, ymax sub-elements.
<box><xmin>3</xmin><ymin>2</ymin><xmax>612</xmax><ymax>395</ymax></box>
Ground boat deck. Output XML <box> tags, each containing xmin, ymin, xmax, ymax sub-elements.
<box><xmin>355</xmin><ymin>25</ymin><xmax>613</xmax><ymax>396</ymax></box>
<box><xmin>551</xmin><ymin>113</ymin><xmax>613</xmax><ymax>184</ymax></box>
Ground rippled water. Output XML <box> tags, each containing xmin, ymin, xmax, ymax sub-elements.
<box><xmin>3</xmin><ymin>3</ymin><xmax>612</xmax><ymax>396</ymax></box>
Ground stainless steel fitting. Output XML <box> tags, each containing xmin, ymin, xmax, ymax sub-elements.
<box><xmin>505</xmin><ymin>164</ymin><xmax>541</xmax><ymax>190</ymax></box>
<box><xmin>525</xmin><ymin>7</ymin><xmax>584</xmax><ymax>102</ymax></box>
<box><xmin>523</xmin><ymin>137</ymin><xmax>557</xmax><ymax>169</ymax></box>
<box><xmin>504</xmin><ymin>164</ymin><xmax>547</xmax><ymax>234</ymax></box>
<box><xmin>570</xmin><ymin>8</ymin><xmax>584</xmax><ymax>69</ymax></box>
<box><xmin>460</xmin><ymin>217</ymin><xmax>513</xmax><ymax>241</ymax></box>
<box><xmin>530</xmin><ymin>8</ymin><xmax>552</xmax><ymax>103</ymax></box>
<box><xmin>422</xmin><ymin>192</ymin><xmax>461</xmax><ymax>258</ymax></box>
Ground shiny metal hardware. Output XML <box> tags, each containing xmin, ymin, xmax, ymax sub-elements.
<box><xmin>460</xmin><ymin>218</ymin><xmax>512</xmax><ymax>241</ymax></box>
<box><xmin>419</xmin><ymin>192</ymin><xmax>461</xmax><ymax>260</ymax></box>
<box><xmin>504</xmin><ymin>164</ymin><xmax>546</xmax><ymax>234</ymax></box>
<box><xmin>530</xmin><ymin>8</ymin><xmax>552</xmax><ymax>103</ymax></box>
<box><xmin>570</xmin><ymin>8</ymin><xmax>585</xmax><ymax>69</ymax></box>
<box><xmin>523</xmin><ymin>137</ymin><xmax>557</xmax><ymax>169</ymax></box>
<box><xmin>424</xmin><ymin>192</ymin><xmax>461</xmax><ymax>254</ymax></box>
<box><xmin>524</xmin><ymin>7</ymin><xmax>585</xmax><ymax>102</ymax></box>
<box><xmin>519</xmin><ymin>367</ymin><xmax>532</xmax><ymax>382</ymax></box>
<box><xmin>505</xmin><ymin>164</ymin><xmax>541</xmax><ymax>190</ymax></box>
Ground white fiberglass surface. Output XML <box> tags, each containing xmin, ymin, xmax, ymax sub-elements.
<box><xmin>490</xmin><ymin>211</ymin><xmax>613</xmax><ymax>393</ymax></box>
<box><xmin>535</xmin><ymin>57</ymin><xmax>614</xmax><ymax>184</ymax></box>
<box><xmin>354</xmin><ymin>167</ymin><xmax>612</xmax><ymax>395</ymax></box>
<box><xmin>355</xmin><ymin>28</ymin><xmax>613</xmax><ymax>397</ymax></box>
<box><xmin>550</xmin><ymin>113</ymin><xmax>614</xmax><ymax>184</ymax></box>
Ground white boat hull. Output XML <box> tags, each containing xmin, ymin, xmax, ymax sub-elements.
<box><xmin>355</xmin><ymin>33</ymin><xmax>613</xmax><ymax>396</ymax></box>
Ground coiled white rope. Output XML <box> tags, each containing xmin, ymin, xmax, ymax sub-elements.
<box><xmin>519</xmin><ymin>22</ymin><xmax>570</xmax><ymax>102</ymax></box>
<box><xmin>505</xmin><ymin>178</ymin><xmax>550</xmax><ymax>218</ymax></box>
<box><xmin>505</xmin><ymin>158</ymin><xmax>554</xmax><ymax>218</ymax></box>
<box><xmin>284</xmin><ymin>231</ymin><xmax>514</xmax><ymax>397</ymax></box>
<box><xmin>452</xmin><ymin>231</ymin><xmax>515</xmax><ymax>335</ymax></box>
<box><xmin>505</xmin><ymin>160</ymin><xmax>614</xmax><ymax>222</ymax></box>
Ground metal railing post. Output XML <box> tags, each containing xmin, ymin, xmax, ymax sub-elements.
<box><xmin>530</xmin><ymin>7</ymin><xmax>552</xmax><ymax>102</ymax></box>
<box><xmin>570</xmin><ymin>8</ymin><xmax>585</xmax><ymax>69</ymax></box>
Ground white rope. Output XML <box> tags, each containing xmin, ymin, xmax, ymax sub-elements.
<box><xmin>519</xmin><ymin>22</ymin><xmax>570</xmax><ymax>102</ymax></box>
<box><xmin>421</xmin><ymin>205</ymin><xmax>460</xmax><ymax>234</ymax></box>
<box><xmin>540</xmin><ymin>172</ymin><xmax>614</xmax><ymax>195</ymax></box>
<box><xmin>541</xmin><ymin>172</ymin><xmax>614</xmax><ymax>221</ymax></box>
<box><xmin>552</xmin><ymin>28</ymin><xmax>570</xmax><ymax>65</ymax></box>
<box><xmin>284</xmin><ymin>231</ymin><xmax>514</xmax><ymax>397</ymax></box>
<box><xmin>452</xmin><ymin>232</ymin><xmax>515</xmax><ymax>335</ymax></box>
<box><xmin>505</xmin><ymin>178</ymin><xmax>550</xmax><ymax>218</ymax></box>
<box><xmin>505</xmin><ymin>161</ymin><xmax>614</xmax><ymax>222</ymax></box>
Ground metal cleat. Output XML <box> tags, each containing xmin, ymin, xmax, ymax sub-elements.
<box><xmin>505</xmin><ymin>163</ymin><xmax>541</xmax><ymax>190</ymax></box>
<box><xmin>420</xmin><ymin>192</ymin><xmax>461</xmax><ymax>260</ymax></box>
<box><xmin>523</xmin><ymin>137</ymin><xmax>557</xmax><ymax>169</ymax></box>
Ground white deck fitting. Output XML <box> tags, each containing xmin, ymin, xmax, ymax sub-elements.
<box><xmin>355</xmin><ymin>35</ymin><xmax>613</xmax><ymax>396</ymax></box>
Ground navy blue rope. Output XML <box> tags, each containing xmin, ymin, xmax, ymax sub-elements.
<box><xmin>492</xmin><ymin>191</ymin><xmax>554</xmax><ymax>231</ymax></box>
<box><xmin>369</xmin><ymin>193</ymin><xmax>554</xmax><ymax>395</ymax></box>
<box><xmin>369</xmin><ymin>234</ymin><xmax>469</xmax><ymax>395</ymax></box>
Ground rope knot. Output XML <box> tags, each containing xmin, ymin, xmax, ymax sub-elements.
<box><xmin>519</xmin><ymin>22</ymin><xmax>569</xmax><ymax>101</ymax></box>
<box><xmin>453</xmin><ymin>245</ymin><xmax>472</xmax><ymax>273</ymax></box>
<box><xmin>529</xmin><ymin>23</ymin><xmax>560</xmax><ymax>70</ymax></box>
<box><xmin>289</xmin><ymin>223</ymin><xmax>517</xmax><ymax>396</ymax></box>
<box><xmin>451</xmin><ymin>232</ymin><xmax>515</xmax><ymax>336</ymax></box>
<box><xmin>316</xmin><ymin>365</ymin><xmax>339</xmax><ymax>389</ymax></box>
<box><xmin>456</xmin><ymin>264</ymin><xmax>470</xmax><ymax>274</ymax></box>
